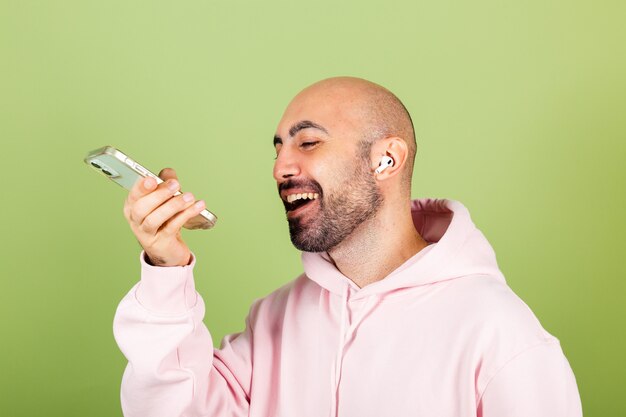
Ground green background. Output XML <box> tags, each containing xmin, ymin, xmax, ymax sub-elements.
<box><xmin>1</xmin><ymin>1</ymin><xmax>624</xmax><ymax>415</ymax></box>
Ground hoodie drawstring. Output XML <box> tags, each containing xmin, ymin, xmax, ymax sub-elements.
<box><xmin>330</xmin><ymin>286</ymin><xmax>382</xmax><ymax>417</ymax></box>
<box><xmin>330</xmin><ymin>285</ymin><xmax>349</xmax><ymax>417</ymax></box>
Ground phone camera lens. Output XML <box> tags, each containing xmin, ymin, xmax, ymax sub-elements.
<box><xmin>102</xmin><ymin>169</ymin><xmax>112</xmax><ymax>176</ymax></box>
<box><xmin>91</xmin><ymin>162</ymin><xmax>101</xmax><ymax>169</ymax></box>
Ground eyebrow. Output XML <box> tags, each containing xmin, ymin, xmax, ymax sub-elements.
<box><xmin>273</xmin><ymin>120</ymin><xmax>329</xmax><ymax>147</ymax></box>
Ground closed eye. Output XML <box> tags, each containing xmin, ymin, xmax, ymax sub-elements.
<box><xmin>301</xmin><ymin>141</ymin><xmax>320</xmax><ymax>149</ymax></box>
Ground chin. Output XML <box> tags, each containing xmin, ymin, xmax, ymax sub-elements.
<box><xmin>288</xmin><ymin>222</ymin><xmax>342</xmax><ymax>253</ymax></box>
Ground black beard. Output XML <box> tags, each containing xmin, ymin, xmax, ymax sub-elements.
<box><xmin>284</xmin><ymin>158</ymin><xmax>383</xmax><ymax>253</ymax></box>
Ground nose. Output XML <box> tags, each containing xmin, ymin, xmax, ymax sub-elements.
<box><xmin>273</xmin><ymin>146</ymin><xmax>301</xmax><ymax>181</ymax></box>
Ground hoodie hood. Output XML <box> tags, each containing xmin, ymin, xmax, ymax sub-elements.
<box><xmin>301</xmin><ymin>198</ymin><xmax>506</xmax><ymax>299</ymax></box>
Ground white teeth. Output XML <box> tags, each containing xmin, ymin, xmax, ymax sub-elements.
<box><xmin>286</xmin><ymin>193</ymin><xmax>319</xmax><ymax>203</ymax></box>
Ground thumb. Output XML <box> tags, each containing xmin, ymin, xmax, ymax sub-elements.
<box><xmin>158</xmin><ymin>167</ymin><xmax>178</xmax><ymax>181</ymax></box>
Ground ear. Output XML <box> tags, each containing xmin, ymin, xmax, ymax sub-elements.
<box><xmin>371</xmin><ymin>136</ymin><xmax>408</xmax><ymax>180</ymax></box>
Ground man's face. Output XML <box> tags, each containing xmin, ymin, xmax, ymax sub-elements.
<box><xmin>273</xmin><ymin>90</ymin><xmax>383</xmax><ymax>252</ymax></box>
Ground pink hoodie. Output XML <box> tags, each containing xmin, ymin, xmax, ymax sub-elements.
<box><xmin>113</xmin><ymin>198</ymin><xmax>582</xmax><ymax>417</ymax></box>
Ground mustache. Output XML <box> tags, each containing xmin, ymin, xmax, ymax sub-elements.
<box><xmin>278</xmin><ymin>179</ymin><xmax>323</xmax><ymax>195</ymax></box>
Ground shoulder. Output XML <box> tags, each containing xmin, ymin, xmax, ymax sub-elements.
<box><xmin>442</xmin><ymin>274</ymin><xmax>555</xmax><ymax>342</ymax></box>
<box><xmin>439</xmin><ymin>275</ymin><xmax>564</xmax><ymax>387</ymax></box>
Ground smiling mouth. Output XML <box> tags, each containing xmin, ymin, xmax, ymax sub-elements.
<box><xmin>283</xmin><ymin>192</ymin><xmax>319</xmax><ymax>213</ymax></box>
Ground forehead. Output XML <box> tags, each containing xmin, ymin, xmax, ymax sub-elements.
<box><xmin>276</xmin><ymin>88</ymin><xmax>363</xmax><ymax>138</ymax></box>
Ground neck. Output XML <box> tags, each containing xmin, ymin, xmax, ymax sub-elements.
<box><xmin>327</xmin><ymin>200</ymin><xmax>429</xmax><ymax>288</ymax></box>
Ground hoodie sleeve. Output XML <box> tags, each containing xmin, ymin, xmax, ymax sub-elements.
<box><xmin>477</xmin><ymin>341</ymin><xmax>582</xmax><ymax>417</ymax></box>
<box><xmin>112</xmin><ymin>251</ymin><xmax>252</xmax><ymax>417</ymax></box>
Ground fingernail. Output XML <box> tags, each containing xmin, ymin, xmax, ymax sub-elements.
<box><xmin>195</xmin><ymin>200</ymin><xmax>205</xmax><ymax>209</ymax></box>
<box><xmin>183</xmin><ymin>192</ymin><xmax>194</xmax><ymax>202</ymax></box>
<box><xmin>167</xmin><ymin>180</ymin><xmax>179</xmax><ymax>191</ymax></box>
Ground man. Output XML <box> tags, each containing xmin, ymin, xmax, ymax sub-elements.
<box><xmin>113</xmin><ymin>77</ymin><xmax>582</xmax><ymax>416</ymax></box>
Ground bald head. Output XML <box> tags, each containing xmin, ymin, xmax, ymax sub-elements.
<box><xmin>287</xmin><ymin>77</ymin><xmax>417</xmax><ymax>190</ymax></box>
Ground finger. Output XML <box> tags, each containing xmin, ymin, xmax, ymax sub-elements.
<box><xmin>141</xmin><ymin>192</ymin><xmax>196</xmax><ymax>234</ymax></box>
<box><xmin>158</xmin><ymin>167</ymin><xmax>178</xmax><ymax>181</ymax></box>
<box><xmin>129</xmin><ymin>179</ymin><xmax>181</xmax><ymax>225</ymax></box>
<box><xmin>127</xmin><ymin>176</ymin><xmax>158</xmax><ymax>204</ymax></box>
<box><xmin>160</xmin><ymin>200</ymin><xmax>206</xmax><ymax>236</ymax></box>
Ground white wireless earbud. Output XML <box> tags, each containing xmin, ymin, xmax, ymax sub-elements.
<box><xmin>375</xmin><ymin>156</ymin><xmax>394</xmax><ymax>173</ymax></box>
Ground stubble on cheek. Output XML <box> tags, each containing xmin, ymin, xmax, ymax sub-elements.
<box><xmin>287</xmin><ymin>154</ymin><xmax>382</xmax><ymax>252</ymax></box>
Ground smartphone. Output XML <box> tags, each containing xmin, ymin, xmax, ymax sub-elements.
<box><xmin>84</xmin><ymin>146</ymin><xmax>217</xmax><ymax>230</ymax></box>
